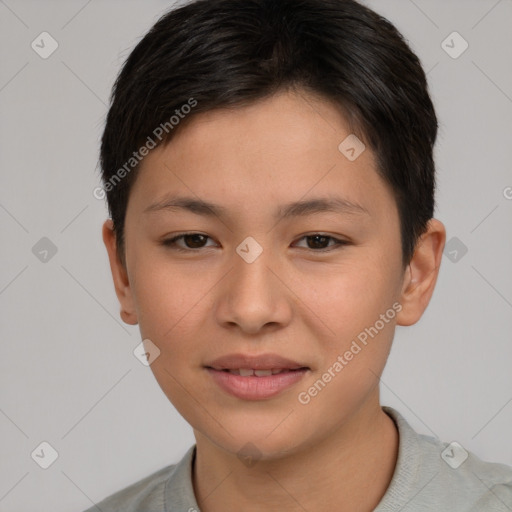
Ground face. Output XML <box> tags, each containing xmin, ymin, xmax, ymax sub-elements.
<box><xmin>107</xmin><ymin>89</ymin><xmax>412</xmax><ymax>459</ymax></box>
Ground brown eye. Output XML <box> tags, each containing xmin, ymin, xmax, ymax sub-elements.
<box><xmin>161</xmin><ymin>233</ymin><xmax>348</xmax><ymax>253</ymax></box>
<box><xmin>294</xmin><ymin>234</ymin><xmax>347</xmax><ymax>251</ymax></box>
<box><xmin>181</xmin><ymin>234</ymin><xmax>209</xmax><ymax>248</ymax></box>
<box><xmin>306</xmin><ymin>235</ymin><xmax>331</xmax><ymax>249</ymax></box>
<box><xmin>162</xmin><ymin>233</ymin><xmax>216</xmax><ymax>251</ymax></box>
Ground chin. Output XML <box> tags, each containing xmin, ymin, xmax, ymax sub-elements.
<box><xmin>195</xmin><ymin>415</ymin><xmax>313</xmax><ymax>462</ymax></box>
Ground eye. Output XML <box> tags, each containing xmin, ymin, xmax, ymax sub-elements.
<box><xmin>161</xmin><ymin>233</ymin><xmax>217</xmax><ymax>252</ymax></box>
<box><xmin>293</xmin><ymin>234</ymin><xmax>348</xmax><ymax>251</ymax></box>
<box><xmin>162</xmin><ymin>232</ymin><xmax>348</xmax><ymax>253</ymax></box>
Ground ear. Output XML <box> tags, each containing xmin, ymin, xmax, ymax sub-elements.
<box><xmin>396</xmin><ymin>218</ymin><xmax>446</xmax><ymax>326</ymax></box>
<box><xmin>102</xmin><ymin>219</ymin><xmax>138</xmax><ymax>325</ymax></box>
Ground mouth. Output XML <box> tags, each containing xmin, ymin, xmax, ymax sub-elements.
<box><xmin>213</xmin><ymin>368</ymin><xmax>306</xmax><ymax>376</ymax></box>
<box><xmin>205</xmin><ymin>353</ymin><xmax>310</xmax><ymax>400</ymax></box>
<box><xmin>206</xmin><ymin>353</ymin><xmax>308</xmax><ymax>372</ymax></box>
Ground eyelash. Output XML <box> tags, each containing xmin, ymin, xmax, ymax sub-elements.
<box><xmin>161</xmin><ymin>232</ymin><xmax>348</xmax><ymax>253</ymax></box>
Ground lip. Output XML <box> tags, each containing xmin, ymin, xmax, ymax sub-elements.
<box><xmin>206</xmin><ymin>353</ymin><xmax>307</xmax><ymax>371</ymax></box>
<box><xmin>205</xmin><ymin>353</ymin><xmax>310</xmax><ymax>400</ymax></box>
<box><xmin>206</xmin><ymin>368</ymin><xmax>309</xmax><ymax>400</ymax></box>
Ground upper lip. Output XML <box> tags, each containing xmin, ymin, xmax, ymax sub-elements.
<box><xmin>206</xmin><ymin>353</ymin><xmax>308</xmax><ymax>371</ymax></box>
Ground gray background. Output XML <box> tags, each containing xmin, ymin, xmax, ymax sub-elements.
<box><xmin>0</xmin><ymin>0</ymin><xmax>511</xmax><ymax>510</ymax></box>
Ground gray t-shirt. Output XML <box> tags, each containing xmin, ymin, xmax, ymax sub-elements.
<box><xmin>82</xmin><ymin>406</ymin><xmax>512</xmax><ymax>511</ymax></box>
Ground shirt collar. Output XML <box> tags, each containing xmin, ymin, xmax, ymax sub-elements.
<box><xmin>164</xmin><ymin>444</ymin><xmax>199</xmax><ymax>512</ymax></box>
<box><xmin>163</xmin><ymin>406</ymin><xmax>426</xmax><ymax>511</ymax></box>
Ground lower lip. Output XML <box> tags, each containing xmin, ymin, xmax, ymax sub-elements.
<box><xmin>206</xmin><ymin>368</ymin><xmax>309</xmax><ymax>400</ymax></box>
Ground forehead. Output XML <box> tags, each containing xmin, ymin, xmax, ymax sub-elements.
<box><xmin>130</xmin><ymin>90</ymin><xmax>396</xmax><ymax>222</ymax></box>
<box><xmin>159</xmin><ymin>90</ymin><xmax>361</xmax><ymax>167</ymax></box>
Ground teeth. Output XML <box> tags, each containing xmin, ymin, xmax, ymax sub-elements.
<box><xmin>225</xmin><ymin>368</ymin><xmax>291</xmax><ymax>376</ymax></box>
<box><xmin>224</xmin><ymin>368</ymin><xmax>300</xmax><ymax>377</ymax></box>
<box><xmin>254</xmin><ymin>369</ymin><xmax>272</xmax><ymax>377</ymax></box>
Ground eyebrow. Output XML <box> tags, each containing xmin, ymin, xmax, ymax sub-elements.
<box><xmin>143</xmin><ymin>194</ymin><xmax>369</xmax><ymax>219</ymax></box>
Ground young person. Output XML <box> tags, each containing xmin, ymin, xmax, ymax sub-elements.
<box><xmin>85</xmin><ymin>0</ymin><xmax>512</xmax><ymax>510</ymax></box>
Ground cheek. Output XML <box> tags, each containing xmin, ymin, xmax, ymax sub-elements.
<box><xmin>129</xmin><ymin>253</ymin><xmax>219</xmax><ymax>382</ymax></box>
<box><xmin>130</xmin><ymin>257</ymin><xmax>208</xmax><ymax>417</ymax></box>
<box><xmin>297</xmin><ymin>255</ymin><xmax>401</xmax><ymax>401</ymax></box>
<box><xmin>131</xmin><ymin>253</ymin><xmax>204</xmax><ymax>339</ymax></box>
<box><xmin>297</xmin><ymin>257</ymin><xmax>399</xmax><ymax>340</ymax></box>
<box><xmin>297</xmin><ymin>279</ymin><xmax>398</xmax><ymax>420</ymax></box>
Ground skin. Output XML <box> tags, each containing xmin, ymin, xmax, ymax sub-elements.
<box><xmin>103</xmin><ymin>89</ymin><xmax>446</xmax><ymax>512</ymax></box>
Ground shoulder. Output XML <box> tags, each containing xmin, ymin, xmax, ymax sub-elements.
<box><xmin>81</xmin><ymin>446</ymin><xmax>196</xmax><ymax>512</ymax></box>
<box><xmin>418</xmin><ymin>431</ymin><xmax>512</xmax><ymax>510</ymax></box>
<box><xmin>81</xmin><ymin>464</ymin><xmax>174</xmax><ymax>512</ymax></box>
<box><xmin>380</xmin><ymin>407</ymin><xmax>512</xmax><ymax>511</ymax></box>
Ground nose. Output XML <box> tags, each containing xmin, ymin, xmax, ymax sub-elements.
<box><xmin>214</xmin><ymin>243</ymin><xmax>293</xmax><ymax>335</ymax></box>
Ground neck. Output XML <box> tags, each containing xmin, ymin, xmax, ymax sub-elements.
<box><xmin>192</xmin><ymin>398</ymin><xmax>399</xmax><ymax>512</ymax></box>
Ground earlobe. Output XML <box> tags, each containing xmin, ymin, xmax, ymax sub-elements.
<box><xmin>396</xmin><ymin>218</ymin><xmax>446</xmax><ymax>326</ymax></box>
<box><xmin>102</xmin><ymin>219</ymin><xmax>139</xmax><ymax>325</ymax></box>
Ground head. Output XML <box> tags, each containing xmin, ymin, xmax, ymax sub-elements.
<box><xmin>101</xmin><ymin>0</ymin><xmax>445</xmax><ymax>459</ymax></box>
